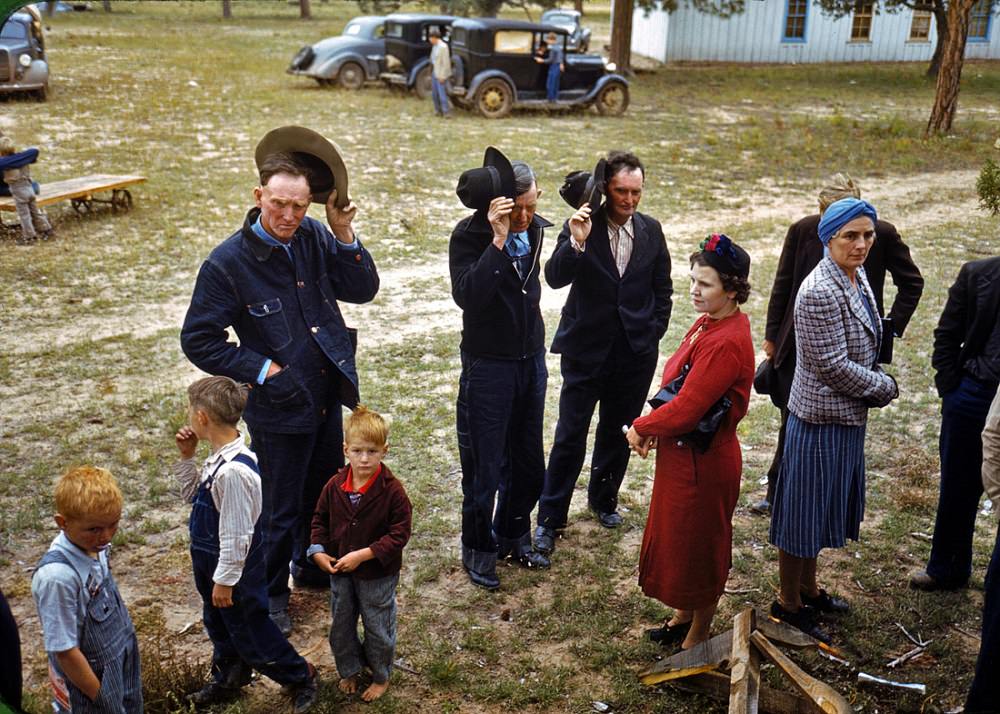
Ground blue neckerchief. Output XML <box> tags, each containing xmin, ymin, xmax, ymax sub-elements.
<box><xmin>252</xmin><ymin>217</ymin><xmax>294</xmax><ymax>262</ymax></box>
<box><xmin>504</xmin><ymin>230</ymin><xmax>530</xmax><ymax>258</ymax></box>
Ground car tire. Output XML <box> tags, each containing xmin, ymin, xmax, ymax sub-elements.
<box><xmin>337</xmin><ymin>62</ymin><xmax>365</xmax><ymax>90</ymax></box>
<box><xmin>475</xmin><ymin>78</ymin><xmax>513</xmax><ymax>119</ymax></box>
<box><xmin>595</xmin><ymin>82</ymin><xmax>629</xmax><ymax>116</ymax></box>
<box><xmin>414</xmin><ymin>66</ymin><xmax>433</xmax><ymax>99</ymax></box>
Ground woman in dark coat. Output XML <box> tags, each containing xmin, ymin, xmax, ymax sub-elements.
<box><xmin>768</xmin><ymin>197</ymin><xmax>898</xmax><ymax>643</ymax></box>
<box><xmin>626</xmin><ymin>234</ymin><xmax>754</xmax><ymax>650</ymax></box>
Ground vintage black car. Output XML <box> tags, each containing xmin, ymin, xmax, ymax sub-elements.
<box><xmin>448</xmin><ymin>18</ymin><xmax>628</xmax><ymax>119</ymax></box>
<box><xmin>1</xmin><ymin>7</ymin><xmax>48</xmax><ymax>101</ymax></box>
<box><xmin>540</xmin><ymin>8</ymin><xmax>591</xmax><ymax>53</ymax></box>
<box><xmin>378</xmin><ymin>13</ymin><xmax>454</xmax><ymax>99</ymax></box>
<box><xmin>287</xmin><ymin>15</ymin><xmax>386</xmax><ymax>90</ymax></box>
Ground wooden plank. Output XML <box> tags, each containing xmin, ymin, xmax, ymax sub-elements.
<box><xmin>0</xmin><ymin>175</ymin><xmax>146</xmax><ymax>211</ymax></box>
<box><xmin>672</xmin><ymin>671</ymin><xmax>815</xmax><ymax>714</ymax></box>
<box><xmin>729</xmin><ymin>608</ymin><xmax>758</xmax><ymax>714</ymax></box>
<box><xmin>757</xmin><ymin>610</ymin><xmax>847</xmax><ymax>659</ymax></box>
<box><xmin>750</xmin><ymin>631</ymin><xmax>851</xmax><ymax>714</ymax></box>
<box><xmin>639</xmin><ymin>629</ymin><xmax>733</xmax><ymax>682</ymax></box>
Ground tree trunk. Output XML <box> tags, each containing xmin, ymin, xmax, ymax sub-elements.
<box><xmin>299</xmin><ymin>0</ymin><xmax>312</xmax><ymax>19</ymax></box>
<box><xmin>925</xmin><ymin>0</ymin><xmax>975</xmax><ymax>136</ymax></box>
<box><xmin>926</xmin><ymin>1</ymin><xmax>948</xmax><ymax>78</ymax></box>
<box><xmin>222</xmin><ymin>0</ymin><xmax>231</xmax><ymax>19</ymax></box>
<box><xmin>575</xmin><ymin>0</ymin><xmax>584</xmax><ymax>16</ymax></box>
<box><xmin>103</xmin><ymin>0</ymin><xmax>112</xmax><ymax>12</ymax></box>
<box><xmin>45</xmin><ymin>1</ymin><xmax>56</xmax><ymax>17</ymax></box>
<box><xmin>609</xmin><ymin>0</ymin><xmax>633</xmax><ymax>74</ymax></box>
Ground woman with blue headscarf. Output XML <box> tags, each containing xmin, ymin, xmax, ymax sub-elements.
<box><xmin>768</xmin><ymin>197</ymin><xmax>898</xmax><ymax>643</ymax></box>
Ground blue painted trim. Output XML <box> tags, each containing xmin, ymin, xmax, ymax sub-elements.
<box><xmin>781</xmin><ymin>0</ymin><xmax>809</xmax><ymax>43</ymax></box>
<box><xmin>966</xmin><ymin>1</ymin><xmax>993</xmax><ymax>43</ymax></box>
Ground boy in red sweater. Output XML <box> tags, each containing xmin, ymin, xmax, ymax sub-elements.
<box><xmin>308</xmin><ymin>406</ymin><xmax>412</xmax><ymax>702</ymax></box>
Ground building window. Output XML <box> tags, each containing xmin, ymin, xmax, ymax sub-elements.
<box><xmin>909</xmin><ymin>9</ymin><xmax>932</xmax><ymax>41</ymax></box>
<box><xmin>969</xmin><ymin>0</ymin><xmax>993</xmax><ymax>41</ymax></box>
<box><xmin>851</xmin><ymin>1</ymin><xmax>874</xmax><ymax>41</ymax></box>
<box><xmin>783</xmin><ymin>0</ymin><xmax>808</xmax><ymax>42</ymax></box>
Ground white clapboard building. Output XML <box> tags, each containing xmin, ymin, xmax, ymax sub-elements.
<box><xmin>631</xmin><ymin>0</ymin><xmax>999</xmax><ymax>63</ymax></box>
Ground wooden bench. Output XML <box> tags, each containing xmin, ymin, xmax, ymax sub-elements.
<box><xmin>0</xmin><ymin>174</ymin><xmax>146</xmax><ymax>226</ymax></box>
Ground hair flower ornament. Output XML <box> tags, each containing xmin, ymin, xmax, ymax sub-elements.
<box><xmin>700</xmin><ymin>233</ymin><xmax>738</xmax><ymax>261</ymax></box>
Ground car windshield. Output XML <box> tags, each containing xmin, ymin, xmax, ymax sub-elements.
<box><xmin>545</xmin><ymin>13</ymin><xmax>575</xmax><ymax>29</ymax></box>
<box><xmin>1</xmin><ymin>19</ymin><xmax>28</xmax><ymax>40</ymax></box>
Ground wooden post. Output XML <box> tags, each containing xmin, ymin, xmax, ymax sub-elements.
<box><xmin>729</xmin><ymin>608</ymin><xmax>759</xmax><ymax>714</ymax></box>
<box><xmin>299</xmin><ymin>0</ymin><xmax>312</xmax><ymax>19</ymax></box>
<box><xmin>222</xmin><ymin>0</ymin><xmax>232</xmax><ymax>19</ymax></box>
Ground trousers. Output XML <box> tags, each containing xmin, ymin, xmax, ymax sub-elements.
<box><xmin>328</xmin><ymin>573</ymin><xmax>398</xmax><ymax>683</ymax></box>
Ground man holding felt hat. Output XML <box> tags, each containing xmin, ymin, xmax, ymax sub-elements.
<box><xmin>535</xmin><ymin>151</ymin><xmax>672</xmax><ymax>556</ymax></box>
<box><xmin>449</xmin><ymin>147</ymin><xmax>553</xmax><ymax>590</ymax></box>
<box><xmin>181</xmin><ymin>126</ymin><xmax>380</xmax><ymax>634</ymax></box>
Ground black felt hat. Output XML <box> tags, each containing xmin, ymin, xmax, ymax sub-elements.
<box><xmin>558</xmin><ymin>158</ymin><xmax>605</xmax><ymax>210</ymax></box>
<box><xmin>699</xmin><ymin>233</ymin><xmax>751</xmax><ymax>279</ymax></box>
<box><xmin>255</xmin><ymin>125</ymin><xmax>349</xmax><ymax>207</ymax></box>
<box><xmin>456</xmin><ymin>146</ymin><xmax>516</xmax><ymax>211</ymax></box>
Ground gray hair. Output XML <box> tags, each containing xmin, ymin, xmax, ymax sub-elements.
<box><xmin>511</xmin><ymin>160</ymin><xmax>536</xmax><ymax>196</ymax></box>
<box><xmin>818</xmin><ymin>173</ymin><xmax>861</xmax><ymax>213</ymax></box>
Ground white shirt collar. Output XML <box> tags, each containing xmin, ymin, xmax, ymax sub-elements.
<box><xmin>203</xmin><ymin>432</ymin><xmax>250</xmax><ymax>471</ymax></box>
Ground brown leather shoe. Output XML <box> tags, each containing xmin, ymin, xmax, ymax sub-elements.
<box><xmin>908</xmin><ymin>569</ymin><xmax>967</xmax><ymax>591</ymax></box>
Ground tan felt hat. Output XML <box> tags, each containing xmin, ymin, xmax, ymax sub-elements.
<box><xmin>255</xmin><ymin>125</ymin><xmax>349</xmax><ymax>207</ymax></box>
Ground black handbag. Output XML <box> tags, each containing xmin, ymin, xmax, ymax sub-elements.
<box><xmin>648</xmin><ymin>363</ymin><xmax>732</xmax><ymax>453</ymax></box>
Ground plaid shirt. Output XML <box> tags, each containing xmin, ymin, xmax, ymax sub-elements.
<box><xmin>788</xmin><ymin>257</ymin><xmax>897</xmax><ymax>425</ymax></box>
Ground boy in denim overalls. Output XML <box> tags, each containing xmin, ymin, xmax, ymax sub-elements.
<box><xmin>31</xmin><ymin>466</ymin><xmax>142</xmax><ymax>713</ymax></box>
<box><xmin>175</xmin><ymin>376</ymin><xmax>318</xmax><ymax>712</ymax></box>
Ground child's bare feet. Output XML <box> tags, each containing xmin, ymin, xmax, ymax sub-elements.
<box><xmin>338</xmin><ymin>676</ymin><xmax>358</xmax><ymax>694</ymax></box>
<box><xmin>361</xmin><ymin>681</ymin><xmax>388</xmax><ymax>702</ymax></box>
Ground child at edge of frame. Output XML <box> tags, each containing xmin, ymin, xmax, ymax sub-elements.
<box><xmin>308</xmin><ymin>404</ymin><xmax>412</xmax><ymax>702</ymax></box>
<box><xmin>174</xmin><ymin>375</ymin><xmax>318</xmax><ymax>712</ymax></box>
<box><xmin>0</xmin><ymin>134</ymin><xmax>52</xmax><ymax>243</ymax></box>
<box><xmin>31</xmin><ymin>466</ymin><xmax>143</xmax><ymax>713</ymax></box>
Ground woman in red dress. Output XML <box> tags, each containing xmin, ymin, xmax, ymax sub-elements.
<box><xmin>626</xmin><ymin>234</ymin><xmax>755</xmax><ymax>650</ymax></box>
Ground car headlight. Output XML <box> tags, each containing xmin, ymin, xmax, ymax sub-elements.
<box><xmin>18</xmin><ymin>53</ymin><xmax>32</xmax><ymax>68</ymax></box>
<box><xmin>605</xmin><ymin>61</ymin><xmax>617</xmax><ymax>72</ymax></box>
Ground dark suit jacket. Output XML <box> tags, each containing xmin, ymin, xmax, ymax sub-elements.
<box><xmin>765</xmin><ymin>214</ymin><xmax>923</xmax><ymax>371</ymax></box>
<box><xmin>932</xmin><ymin>256</ymin><xmax>1000</xmax><ymax>397</ymax></box>
<box><xmin>545</xmin><ymin>209</ymin><xmax>672</xmax><ymax>364</ymax></box>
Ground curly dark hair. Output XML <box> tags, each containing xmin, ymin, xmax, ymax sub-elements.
<box><xmin>689</xmin><ymin>252</ymin><xmax>752</xmax><ymax>304</ymax></box>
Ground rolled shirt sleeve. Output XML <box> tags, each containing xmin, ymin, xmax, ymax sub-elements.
<box><xmin>31</xmin><ymin>565</ymin><xmax>84</xmax><ymax>653</ymax></box>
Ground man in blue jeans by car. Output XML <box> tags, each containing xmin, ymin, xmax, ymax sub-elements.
<box><xmin>181</xmin><ymin>127</ymin><xmax>380</xmax><ymax>634</ymax></box>
<box><xmin>429</xmin><ymin>28</ymin><xmax>451</xmax><ymax>118</ymax></box>
<box><xmin>449</xmin><ymin>147</ymin><xmax>552</xmax><ymax>590</ymax></box>
<box><xmin>535</xmin><ymin>32</ymin><xmax>564</xmax><ymax>103</ymax></box>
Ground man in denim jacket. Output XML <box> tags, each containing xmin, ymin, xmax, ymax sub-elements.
<box><xmin>181</xmin><ymin>151</ymin><xmax>379</xmax><ymax>634</ymax></box>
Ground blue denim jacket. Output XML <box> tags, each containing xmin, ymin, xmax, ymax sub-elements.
<box><xmin>181</xmin><ymin>208</ymin><xmax>380</xmax><ymax>433</ymax></box>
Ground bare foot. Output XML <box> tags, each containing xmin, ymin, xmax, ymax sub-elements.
<box><xmin>361</xmin><ymin>680</ymin><xmax>388</xmax><ymax>702</ymax></box>
<box><xmin>338</xmin><ymin>676</ymin><xmax>358</xmax><ymax>694</ymax></box>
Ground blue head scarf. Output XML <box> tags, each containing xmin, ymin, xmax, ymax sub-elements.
<box><xmin>817</xmin><ymin>197</ymin><xmax>878</xmax><ymax>246</ymax></box>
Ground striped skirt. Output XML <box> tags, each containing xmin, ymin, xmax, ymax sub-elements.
<box><xmin>769</xmin><ymin>413</ymin><xmax>867</xmax><ymax>559</ymax></box>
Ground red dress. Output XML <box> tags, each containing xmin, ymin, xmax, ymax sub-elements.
<box><xmin>632</xmin><ymin>311</ymin><xmax>755</xmax><ymax>610</ymax></box>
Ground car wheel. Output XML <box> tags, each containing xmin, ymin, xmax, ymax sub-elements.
<box><xmin>595</xmin><ymin>82</ymin><xmax>629</xmax><ymax>116</ymax></box>
<box><xmin>475</xmin><ymin>78</ymin><xmax>513</xmax><ymax>119</ymax></box>
<box><xmin>414</xmin><ymin>66</ymin><xmax>433</xmax><ymax>99</ymax></box>
<box><xmin>337</xmin><ymin>62</ymin><xmax>365</xmax><ymax>90</ymax></box>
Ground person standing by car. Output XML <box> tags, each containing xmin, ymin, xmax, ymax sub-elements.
<box><xmin>181</xmin><ymin>127</ymin><xmax>380</xmax><ymax>635</ymax></box>
<box><xmin>429</xmin><ymin>28</ymin><xmax>451</xmax><ymax>118</ymax></box>
<box><xmin>754</xmin><ymin>174</ymin><xmax>922</xmax><ymax>514</ymax></box>
<box><xmin>449</xmin><ymin>147</ymin><xmax>552</xmax><ymax>590</ymax></box>
<box><xmin>535</xmin><ymin>31</ymin><xmax>564</xmax><ymax>103</ymax></box>
<box><xmin>535</xmin><ymin>151</ymin><xmax>672</xmax><ymax>555</ymax></box>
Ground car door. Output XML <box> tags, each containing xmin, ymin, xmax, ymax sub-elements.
<box><xmin>491</xmin><ymin>29</ymin><xmax>542</xmax><ymax>98</ymax></box>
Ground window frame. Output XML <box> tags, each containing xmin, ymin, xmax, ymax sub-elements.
<box><xmin>908</xmin><ymin>9</ymin><xmax>932</xmax><ymax>42</ymax></box>
<box><xmin>968</xmin><ymin>0</ymin><xmax>993</xmax><ymax>43</ymax></box>
<box><xmin>782</xmin><ymin>0</ymin><xmax>809</xmax><ymax>43</ymax></box>
<box><xmin>850</xmin><ymin>1</ymin><xmax>875</xmax><ymax>42</ymax></box>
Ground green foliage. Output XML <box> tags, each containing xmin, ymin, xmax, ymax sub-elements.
<box><xmin>978</xmin><ymin>157</ymin><xmax>1000</xmax><ymax>215</ymax></box>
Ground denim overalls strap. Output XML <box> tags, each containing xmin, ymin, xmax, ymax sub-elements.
<box><xmin>189</xmin><ymin>453</ymin><xmax>260</xmax><ymax>556</ymax></box>
<box><xmin>36</xmin><ymin>550</ymin><xmax>142</xmax><ymax>713</ymax></box>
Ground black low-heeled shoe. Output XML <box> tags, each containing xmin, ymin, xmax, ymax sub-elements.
<box><xmin>645</xmin><ymin>620</ymin><xmax>692</xmax><ymax>645</ymax></box>
<box><xmin>801</xmin><ymin>588</ymin><xmax>850</xmax><ymax>613</ymax></box>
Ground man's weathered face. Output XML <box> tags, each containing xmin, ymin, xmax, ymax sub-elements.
<box><xmin>254</xmin><ymin>172</ymin><xmax>311</xmax><ymax>241</ymax></box>
<box><xmin>510</xmin><ymin>182</ymin><xmax>540</xmax><ymax>233</ymax></box>
<box><xmin>605</xmin><ymin>167</ymin><xmax>643</xmax><ymax>224</ymax></box>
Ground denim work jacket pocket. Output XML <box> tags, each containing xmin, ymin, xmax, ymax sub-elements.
<box><xmin>247</xmin><ymin>298</ymin><xmax>292</xmax><ymax>352</ymax></box>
